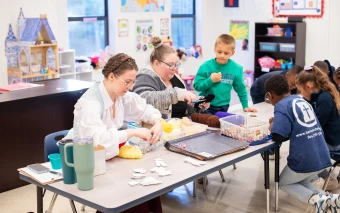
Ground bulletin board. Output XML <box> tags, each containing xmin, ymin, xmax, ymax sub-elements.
<box><xmin>272</xmin><ymin>0</ymin><xmax>324</xmax><ymax>18</ymax></box>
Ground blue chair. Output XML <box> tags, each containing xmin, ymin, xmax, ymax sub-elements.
<box><xmin>322</xmin><ymin>151</ymin><xmax>340</xmax><ymax>191</ymax></box>
<box><xmin>44</xmin><ymin>130</ymin><xmax>81</xmax><ymax>213</ymax></box>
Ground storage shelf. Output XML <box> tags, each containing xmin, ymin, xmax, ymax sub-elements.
<box><xmin>58</xmin><ymin>49</ymin><xmax>75</xmax><ymax>53</ymax></box>
<box><xmin>59</xmin><ymin>65</ymin><xmax>71</xmax><ymax>69</ymax></box>
<box><xmin>60</xmin><ymin>71</ymin><xmax>93</xmax><ymax>77</ymax></box>
<box><xmin>254</xmin><ymin>22</ymin><xmax>306</xmax><ymax>80</ymax></box>
<box><xmin>256</xmin><ymin>50</ymin><xmax>295</xmax><ymax>54</ymax></box>
<box><xmin>75</xmin><ymin>70</ymin><xmax>92</xmax><ymax>75</ymax></box>
<box><xmin>255</xmin><ymin>67</ymin><xmax>283</xmax><ymax>71</ymax></box>
<box><xmin>256</xmin><ymin>35</ymin><xmax>295</xmax><ymax>38</ymax></box>
<box><xmin>59</xmin><ymin>72</ymin><xmax>75</xmax><ymax>77</ymax></box>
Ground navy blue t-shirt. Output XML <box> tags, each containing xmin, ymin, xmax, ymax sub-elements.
<box><xmin>250</xmin><ymin>71</ymin><xmax>297</xmax><ymax>104</ymax></box>
<box><xmin>271</xmin><ymin>95</ymin><xmax>331</xmax><ymax>173</ymax></box>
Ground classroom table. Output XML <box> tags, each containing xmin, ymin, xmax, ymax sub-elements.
<box><xmin>19</xmin><ymin>102</ymin><xmax>281</xmax><ymax>213</ymax></box>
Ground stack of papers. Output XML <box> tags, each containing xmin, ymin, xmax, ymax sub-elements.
<box><xmin>18</xmin><ymin>162</ymin><xmax>63</xmax><ymax>185</ymax></box>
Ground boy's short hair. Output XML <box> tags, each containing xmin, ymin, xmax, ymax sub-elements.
<box><xmin>265</xmin><ymin>75</ymin><xmax>290</xmax><ymax>96</ymax></box>
<box><xmin>289</xmin><ymin>65</ymin><xmax>303</xmax><ymax>75</ymax></box>
<box><xmin>313</xmin><ymin>61</ymin><xmax>329</xmax><ymax>74</ymax></box>
<box><xmin>215</xmin><ymin>34</ymin><xmax>235</xmax><ymax>49</ymax></box>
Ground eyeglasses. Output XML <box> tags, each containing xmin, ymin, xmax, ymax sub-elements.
<box><xmin>158</xmin><ymin>60</ymin><xmax>181</xmax><ymax>70</ymax></box>
<box><xmin>114</xmin><ymin>74</ymin><xmax>137</xmax><ymax>88</ymax></box>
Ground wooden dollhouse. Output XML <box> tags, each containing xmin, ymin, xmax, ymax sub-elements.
<box><xmin>5</xmin><ymin>8</ymin><xmax>59</xmax><ymax>84</ymax></box>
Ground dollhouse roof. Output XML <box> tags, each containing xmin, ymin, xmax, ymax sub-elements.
<box><xmin>20</xmin><ymin>18</ymin><xmax>56</xmax><ymax>43</ymax></box>
<box><xmin>6</xmin><ymin>24</ymin><xmax>17</xmax><ymax>42</ymax></box>
<box><xmin>18</xmin><ymin>7</ymin><xmax>25</xmax><ymax>19</ymax></box>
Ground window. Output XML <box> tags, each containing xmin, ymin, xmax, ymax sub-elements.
<box><xmin>68</xmin><ymin>0</ymin><xmax>108</xmax><ymax>56</ymax></box>
<box><xmin>171</xmin><ymin>0</ymin><xmax>195</xmax><ymax>48</ymax></box>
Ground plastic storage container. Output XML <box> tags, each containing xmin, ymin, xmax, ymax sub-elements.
<box><xmin>127</xmin><ymin>122</ymin><xmax>162</xmax><ymax>154</ymax></box>
<box><xmin>279</xmin><ymin>43</ymin><xmax>295</xmax><ymax>52</ymax></box>
<box><xmin>220</xmin><ymin>114</ymin><xmax>269</xmax><ymax>143</ymax></box>
<box><xmin>76</xmin><ymin>62</ymin><xmax>90</xmax><ymax>72</ymax></box>
<box><xmin>163</xmin><ymin>118</ymin><xmax>208</xmax><ymax>142</ymax></box>
<box><xmin>267</xmin><ymin>28</ymin><xmax>284</xmax><ymax>36</ymax></box>
<box><xmin>259</xmin><ymin>42</ymin><xmax>278</xmax><ymax>52</ymax></box>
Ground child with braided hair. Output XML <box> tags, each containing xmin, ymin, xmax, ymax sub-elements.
<box><xmin>296</xmin><ymin>65</ymin><xmax>340</xmax><ymax>191</ymax></box>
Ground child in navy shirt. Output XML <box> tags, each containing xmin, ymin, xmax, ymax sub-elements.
<box><xmin>250</xmin><ymin>65</ymin><xmax>303</xmax><ymax>104</ymax></box>
<box><xmin>265</xmin><ymin>75</ymin><xmax>339</xmax><ymax>212</ymax></box>
<box><xmin>296</xmin><ymin>66</ymin><xmax>340</xmax><ymax>191</ymax></box>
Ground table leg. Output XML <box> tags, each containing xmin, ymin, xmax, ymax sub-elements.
<box><xmin>37</xmin><ymin>186</ymin><xmax>43</xmax><ymax>213</ymax></box>
<box><xmin>69</xmin><ymin>199</ymin><xmax>78</xmax><ymax>213</ymax></box>
<box><xmin>193</xmin><ymin>180</ymin><xmax>197</xmax><ymax>197</ymax></box>
<box><xmin>264</xmin><ymin>151</ymin><xmax>270</xmax><ymax>213</ymax></box>
<box><xmin>203</xmin><ymin>176</ymin><xmax>207</xmax><ymax>192</ymax></box>
<box><xmin>275</xmin><ymin>145</ymin><xmax>280</xmax><ymax>212</ymax></box>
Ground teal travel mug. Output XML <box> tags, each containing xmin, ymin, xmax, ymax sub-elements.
<box><xmin>58</xmin><ymin>139</ymin><xmax>77</xmax><ymax>184</ymax></box>
<box><xmin>64</xmin><ymin>137</ymin><xmax>95</xmax><ymax>191</ymax></box>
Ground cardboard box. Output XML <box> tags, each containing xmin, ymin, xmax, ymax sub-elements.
<box><xmin>94</xmin><ymin>145</ymin><xmax>106</xmax><ymax>176</ymax></box>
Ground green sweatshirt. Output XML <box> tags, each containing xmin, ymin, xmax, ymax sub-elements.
<box><xmin>193</xmin><ymin>58</ymin><xmax>248</xmax><ymax>108</ymax></box>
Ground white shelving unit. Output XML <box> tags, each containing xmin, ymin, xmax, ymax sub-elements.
<box><xmin>58</xmin><ymin>49</ymin><xmax>93</xmax><ymax>81</ymax></box>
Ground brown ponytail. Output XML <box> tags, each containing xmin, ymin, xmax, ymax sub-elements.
<box><xmin>296</xmin><ymin>66</ymin><xmax>340</xmax><ymax>112</ymax></box>
<box><xmin>334</xmin><ymin>67</ymin><xmax>340</xmax><ymax>82</ymax></box>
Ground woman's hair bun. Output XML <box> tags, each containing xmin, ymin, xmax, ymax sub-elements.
<box><xmin>151</xmin><ymin>37</ymin><xmax>162</xmax><ymax>47</ymax></box>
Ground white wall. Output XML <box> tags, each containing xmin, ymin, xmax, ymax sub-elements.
<box><xmin>2</xmin><ymin>0</ymin><xmax>340</xmax><ymax>85</ymax></box>
<box><xmin>0</xmin><ymin>0</ymin><xmax>68</xmax><ymax>86</ymax></box>
<box><xmin>110</xmin><ymin>0</ymin><xmax>172</xmax><ymax>68</ymax></box>
<box><xmin>181</xmin><ymin>0</ymin><xmax>340</xmax><ymax>77</ymax></box>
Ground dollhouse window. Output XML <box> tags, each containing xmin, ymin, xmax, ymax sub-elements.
<box><xmin>171</xmin><ymin>0</ymin><xmax>196</xmax><ymax>48</ymax></box>
<box><xmin>19</xmin><ymin>49</ymin><xmax>28</xmax><ymax>66</ymax></box>
<box><xmin>68</xmin><ymin>0</ymin><xmax>108</xmax><ymax>56</ymax></box>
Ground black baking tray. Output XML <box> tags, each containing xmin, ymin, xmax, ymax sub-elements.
<box><xmin>164</xmin><ymin>131</ymin><xmax>249</xmax><ymax>161</ymax></box>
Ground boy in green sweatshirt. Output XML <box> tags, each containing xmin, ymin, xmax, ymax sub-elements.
<box><xmin>193</xmin><ymin>34</ymin><xmax>257</xmax><ymax>114</ymax></box>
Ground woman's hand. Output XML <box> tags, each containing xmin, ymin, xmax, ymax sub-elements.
<box><xmin>244</xmin><ymin>107</ymin><xmax>257</xmax><ymax>112</ymax></box>
<box><xmin>185</xmin><ymin>91</ymin><xmax>197</xmax><ymax>104</ymax></box>
<box><xmin>149</xmin><ymin>119</ymin><xmax>163</xmax><ymax>144</ymax></box>
<box><xmin>131</xmin><ymin>128</ymin><xmax>152</xmax><ymax>141</ymax></box>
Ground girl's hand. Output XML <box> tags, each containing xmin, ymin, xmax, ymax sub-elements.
<box><xmin>149</xmin><ymin>119</ymin><xmax>162</xmax><ymax>144</ymax></box>
<box><xmin>244</xmin><ymin>107</ymin><xmax>257</xmax><ymax>112</ymax></box>
<box><xmin>198</xmin><ymin>102</ymin><xmax>210</xmax><ymax>110</ymax></box>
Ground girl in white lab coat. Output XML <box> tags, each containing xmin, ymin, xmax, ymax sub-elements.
<box><xmin>65</xmin><ymin>53</ymin><xmax>163</xmax><ymax>213</ymax></box>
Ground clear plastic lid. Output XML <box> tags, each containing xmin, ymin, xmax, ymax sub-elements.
<box><xmin>57</xmin><ymin>139</ymin><xmax>73</xmax><ymax>145</ymax></box>
<box><xmin>72</xmin><ymin>137</ymin><xmax>93</xmax><ymax>145</ymax></box>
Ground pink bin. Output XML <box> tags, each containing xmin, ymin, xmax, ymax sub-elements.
<box><xmin>182</xmin><ymin>75</ymin><xmax>195</xmax><ymax>91</ymax></box>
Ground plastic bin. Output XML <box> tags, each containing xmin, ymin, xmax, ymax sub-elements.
<box><xmin>267</xmin><ymin>28</ymin><xmax>284</xmax><ymax>36</ymax></box>
<box><xmin>76</xmin><ymin>62</ymin><xmax>90</xmax><ymax>72</ymax></box>
<box><xmin>127</xmin><ymin>122</ymin><xmax>162</xmax><ymax>154</ymax></box>
<box><xmin>163</xmin><ymin>118</ymin><xmax>208</xmax><ymax>142</ymax></box>
<box><xmin>259</xmin><ymin>42</ymin><xmax>278</xmax><ymax>52</ymax></box>
<box><xmin>220</xmin><ymin>114</ymin><xmax>269</xmax><ymax>143</ymax></box>
<box><xmin>279</xmin><ymin>43</ymin><xmax>295</xmax><ymax>52</ymax></box>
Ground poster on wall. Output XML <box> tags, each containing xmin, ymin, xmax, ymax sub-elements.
<box><xmin>229</xmin><ymin>20</ymin><xmax>249</xmax><ymax>51</ymax></box>
<box><xmin>121</xmin><ymin>0</ymin><xmax>165</xmax><ymax>12</ymax></box>
<box><xmin>273</xmin><ymin>0</ymin><xmax>324</xmax><ymax>18</ymax></box>
<box><xmin>136</xmin><ymin>20</ymin><xmax>153</xmax><ymax>52</ymax></box>
<box><xmin>160</xmin><ymin>18</ymin><xmax>169</xmax><ymax>35</ymax></box>
<box><xmin>118</xmin><ymin>19</ymin><xmax>129</xmax><ymax>37</ymax></box>
<box><xmin>224</xmin><ymin>0</ymin><xmax>239</xmax><ymax>7</ymax></box>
